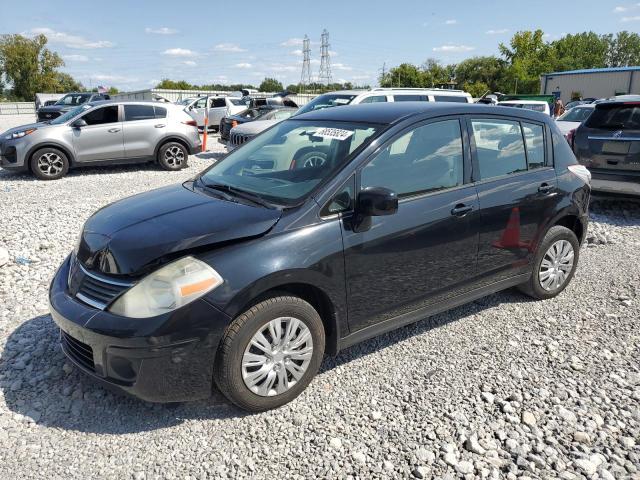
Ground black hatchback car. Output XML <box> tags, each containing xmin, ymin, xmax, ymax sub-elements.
<box><xmin>50</xmin><ymin>103</ymin><xmax>591</xmax><ymax>411</ymax></box>
<box><xmin>573</xmin><ymin>98</ymin><xmax>640</xmax><ymax>196</ymax></box>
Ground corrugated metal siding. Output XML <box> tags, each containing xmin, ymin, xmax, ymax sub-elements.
<box><xmin>540</xmin><ymin>71</ymin><xmax>639</xmax><ymax>103</ymax></box>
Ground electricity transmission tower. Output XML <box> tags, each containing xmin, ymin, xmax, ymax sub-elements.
<box><xmin>318</xmin><ymin>29</ymin><xmax>332</xmax><ymax>86</ymax></box>
<box><xmin>299</xmin><ymin>35</ymin><xmax>312</xmax><ymax>92</ymax></box>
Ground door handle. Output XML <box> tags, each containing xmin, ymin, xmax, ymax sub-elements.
<box><xmin>154</xmin><ymin>124</ymin><xmax>166</xmax><ymax>128</ymax></box>
<box><xmin>538</xmin><ymin>183</ymin><xmax>553</xmax><ymax>193</ymax></box>
<box><xmin>451</xmin><ymin>204</ymin><xmax>473</xmax><ymax>217</ymax></box>
<box><xmin>107</xmin><ymin>128</ymin><xmax>120</xmax><ymax>133</ymax></box>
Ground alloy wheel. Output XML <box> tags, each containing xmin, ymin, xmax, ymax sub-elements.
<box><xmin>164</xmin><ymin>146</ymin><xmax>185</xmax><ymax>167</ymax></box>
<box><xmin>302</xmin><ymin>155</ymin><xmax>326</xmax><ymax>168</ymax></box>
<box><xmin>242</xmin><ymin>317</ymin><xmax>314</xmax><ymax>397</ymax></box>
<box><xmin>539</xmin><ymin>239</ymin><xmax>574</xmax><ymax>291</ymax></box>
<box><xmin>37</xmin><ymin>152</ymin><xmax>64</xmax><ymax>177</ymax></box>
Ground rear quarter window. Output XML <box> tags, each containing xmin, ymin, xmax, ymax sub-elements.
<box><xmin>433</xmin><ymin>95</ymin><xmax>468</xmax><ymax>103</ymax></box>
<box><xmin>585</xmin><ymin>104</ymin><xmax>640</xmax><ymax>130</ymax></box>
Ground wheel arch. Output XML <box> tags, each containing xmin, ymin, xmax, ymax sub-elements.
<box><xmin>154</xmin><ymin>135</ymin><xmax>193</xmax><ymax>158</ymax></box>
<box><xmin>551</xmin><ymin>213</ymin><xmax>586</xmax><ymax>244</ymax></box>
<box><xmin>25</xmin><ymin>142</ymin><xmax>77</xmax><ymax>170</ymax></box>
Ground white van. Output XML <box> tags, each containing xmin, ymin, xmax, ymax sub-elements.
<box><xmin>296</xmin><ymin>87</ymin><xmax>472</xmax><ymax>115</ymax></box>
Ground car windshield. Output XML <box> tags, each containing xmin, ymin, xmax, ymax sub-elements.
<box><xmin>176</xmin><ymin>98</ymin><xmax>195</xmax><ymax>106</ymax></box>
<box><xmin>49</xmin><ymin>104</ymin><xmax>92</xmax><ymax>125</ymax></box>
<box><xmin>296</xmin><ymin>94</ymin><xmax>358</xmax><ymax>115</ymax></box>
<box><xmin>199</xmin><ymin>120</ymin><xmax>381</xmax><ymax>206</ymax></box>
<box><xmin>55</xmin><ymin>93</ymin><xmax>92</xmax><ymax>106</ymax></box>
<box><xmin>557</xmin><ymin>107</ymin><xmax>593</xmax><ymax>122</ymax></box>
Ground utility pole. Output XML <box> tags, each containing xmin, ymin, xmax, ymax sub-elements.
<box><xmin>318</xmin><ymin>29</ymin><xmax>332</xmax><ymax>87</ymax></box>
<box><xmin>379</xmin><ymin>62</ymin><xmax>386</xmax><ymax>87</ymax></box>
<box><xmin>299</xmin><ymin>35</ymin><xmax>312</xmax><ymax>93</ymax></box>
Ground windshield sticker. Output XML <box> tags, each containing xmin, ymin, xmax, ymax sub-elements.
<box><xmin>312</xmin><ymin>128</ymin><xmax>354</xmax><ymax>141</ymax></box>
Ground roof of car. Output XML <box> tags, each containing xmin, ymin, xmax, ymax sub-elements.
<box><xmin>87</xmin><ymin>100</ymin><xmax>175</xmax><ymax>107</ymax></box>
<box><xmin>293</xmin><ymin>102</ymin><xmax>552</xmax><ymax>125</ymax></box>
<box><xmin>499</xmin><ymin>100</ymin><xmax>548</xmax><ymax>105</ymax></box>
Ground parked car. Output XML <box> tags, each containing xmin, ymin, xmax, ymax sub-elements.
<box><xmin>50</xmin><ymin>102</ymin><xmax>590</xmax><ymax>411</ymax></box>
<box><xmin>219</xmin><ymin>106</ymin><xmax>297</xmax><ymax>140</ymax></box>
<box><xmin>295</xmin><ymin>88</ymin><xmax>472</xmax><ymax>116</ymax></box>
<box><xmin>1</xmin><ymin>101</ymin><xmax>201</xmax><ymax>180</ymax></box>
<box><xmin>223</xmin><ymin>108</ymin><xmax>298</xmax><ymax>146</ymax></box>
<box><xmin>573</xmin><ymin>98</ymin><xmax>640</xmax><ymax>196</ymax></box>
<box><xmin>555</xmin><ymin>104</ymin><xmax>595</xmax><ymax>136</ymax></box>
<box><xmin>178</xmin><ymin>96</ymin><xmax>246</xmax><ymax>131</ymax></box>
<box><xmin>564</xmin><ymin>99</ymin><xmax>594</xmax><ymax>110</ymax></box>
<box><xmin>498</xmin><ymin>100</ymin><xmax>551</xmax><ymax>116</ymax></box>
<box><xmin>36</xmin><ymin>92</ymin><xmax>111</xmax><ymax>122</ymax></box>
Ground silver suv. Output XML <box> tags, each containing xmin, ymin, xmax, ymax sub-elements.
<box><xmin>0</xmin><ymin>101</ymin><xmax>202</xmax><ymax>180</ymax></box>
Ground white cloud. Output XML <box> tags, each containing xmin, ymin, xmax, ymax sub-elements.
<box><xmin>280</xmin><ymin>38</ymin><xmax>304</xmax><ymax>47</ymax></box>
<box><xmin>62</xmin><ymin>54</ymin><xmax>88</xmax><ymax>62</ymax></box>
<box><xmin>290</xmin><ymin>49</ymin><xmax>303</xmax><ymax>56</ymax></box>
<box><xmin>432</xmin><ymin>44</ymin><xmax>475</xmax><ymax>52</ymax></box>
<box><xmin>333</xmin><ymin>63</ymin><xmax>353</xmax><ymax>71</ymax></box>
<box><xmin>613</xmin><ymin>5</ymin><xmax>628</xmax><ymax>12</ymax></box>
<box><xmin>234</xmin><ymin>63</ymin><xmax>252</xmax><ymax>69</ymax></box>
<box><xmin>183</xmin><ymin>60</ymin><xmax>197</xmax><ymax>66</ymax></box>
<box><xmin>486</xmin><ymin>28</ymin><xmax>509</xmax><ymax>34</ymax></box>
<box><xmin>28</xmin><ymin>27</ymin><xmax>113</xmax><ymax>49</ymax></box>
<box><xmin>145</xmin><ymin>27</ymin><xmax>178</xmax><ymax>35</ymax></box>
<box><xmin>444</xmin><ymin>19</ymin><xmax>457</xmax><ymax>25</ymax></box>
<box><xmin>213</xmin><ymin>43</ymin><xmax>246</xmax><ymax>52</ymax></box>
<box><xmin>621</xmin><ymin>15</ymin><xmax>640</xmax><ymax>21</ymax></box>
<box><xmin>162</xmin><ymin>48</ymin><xmax>197</xmax><ymax>57</ymax></box>
<box><xmin>92</xmin><ymin>74</ymin><xmax>138</xmax><ymax>83</ymax></box>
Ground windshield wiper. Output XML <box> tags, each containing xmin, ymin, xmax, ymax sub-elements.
<box><xmin>199</xmin><ymin>180</ymin><xmax>275</xmax><ymax>209</ymax></box>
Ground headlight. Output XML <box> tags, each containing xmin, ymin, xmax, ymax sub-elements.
<box><xmin>109</xmin><ymin>256</ymin><xmax>223</xmax><ymax>318</ymax></box>
<box><xmin>6</xmin><ymin>128</ymin><xmax>36</xmax><ymax>140</ymax></box>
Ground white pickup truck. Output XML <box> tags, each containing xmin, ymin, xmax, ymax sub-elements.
<box><xmin>179</xmin><ymin>96</ymin><xmax>247</xmax><ymax>131</ymax></box>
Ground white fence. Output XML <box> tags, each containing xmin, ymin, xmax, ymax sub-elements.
<box><xmin>0</xmin><ymin>102</ymin><xmax>36</xmax><ymax>115</ymax></box>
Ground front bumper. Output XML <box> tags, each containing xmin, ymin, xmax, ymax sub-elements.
<box><xmin>0</xmin><ymin>140</ymin><xmax>27</xmax><ymax>171</ymax></box>
<box><xmin>49</xmin><ymin>256</ymin><xmax>231</xmax><ymax>402</ymax></box>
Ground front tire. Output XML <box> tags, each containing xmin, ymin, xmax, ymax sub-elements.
<box><xmin>214</xmin><ymin>296</ymin><xmax>325</xmax><ymax>412</ymax></box>
<box><xmin>30</xmin><ymin>147</ymin><xmax>69</xmax><ymax>180</ymax></box>
<box><xmin>518</xmin><ymin>225</ymin><xmax>579</xmax><ymax>300</ymax></box>
<box><xmin>157</xmin><ymin>142</ymin><xmax>188</xmax><ymax>170</ymax></box>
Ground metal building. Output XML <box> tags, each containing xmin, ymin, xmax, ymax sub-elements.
<box><xmin>540</xmin><ymin>66</ymin><xmax>640</xmax><ymax>103</ymax></box>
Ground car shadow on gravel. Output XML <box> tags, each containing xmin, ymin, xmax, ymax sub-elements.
<box><xmin>0</xmin><ymin>289</ymin><xmax>533</xmax><ymax>434</ymax></box>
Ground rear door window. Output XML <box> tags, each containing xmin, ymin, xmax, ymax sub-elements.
<box><xmin>154</xmin><ymin>106</ymin><xmax>167</xmax><ymax>118</ymax></box>
<box><xmin>212</xmin><ymin>98</ymin><xmax>227</xmax><ymax>108</ymax></box>
<box><xmin>471</xmin><ymin>119</ymin><xmax>527</xmax><ymax>180</ymax></box>
<box><xmin>522</xmin><ymin>123</ymin><xmax>545</xmax><ymax>169</ymax></box>
<box><xmin>585</xmin><ymin>103</ymin><xmax>640</xmax><ymax>130</ymax></box>
<box><xmin>393</xmin><ymin>95</ymin><xmax>428</xmax><ymax>102</ymax></box>
<box><xmin>360</xmin><ymin>96</ymin><xmax>387</xmax><ymax>103</ymax></box>
<box><xmin>124</xmin><ymin>104</ymin><xmax>156</xmax><ymax>121</ymax></box>
<box><xmin>433</xmin><ymin>95</ymin><xmax>468</xmax><ymax>103</ymax></box>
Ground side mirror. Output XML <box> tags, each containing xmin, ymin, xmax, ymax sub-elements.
<box><xmin>72</xmin><ymin>119</ymin><xmax>88</xmax><ymax>128</ymax></box>
<box><xmin>356</xmin><ymin>187</ymin><xmax>398</xmax><ymax>216</ymax></box>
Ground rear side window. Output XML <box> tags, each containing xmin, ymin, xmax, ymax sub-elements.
<box><xmin>434</xmin><ymin>95</ymin><xmax>468</xmax><ymax>103</ymax></box>
<box><xmin>360</xmin><ymin>96</ymin><xmax>387</xmax><ymax>104</ymax></box>
<box><xmin>522</xmin><ymin>122</ymin><xmax>545</xmax><ymax>169</ymax></box>
<box><xmin>393</xmin><ymin>95</ymin><xmax>428</xmax><ymax>102</ymax></box>
<box><xmin>154</xmin><ymin>106</ymin><xmax>167</xmax><ymax>118</ymax></box>
<box><xmin>82</xmin><ymin>106</ymin><xmax>119</xmax><ymax>125</ymax></box>
<box><xmin>361</xmin><ymin>119</ymin><xmax>464</xmax><ymax>197</ymax></box>
<box><xmin>212</xmin><ymin>98</ymin><xmax>227</xmax><ymax>108</ymax></box>
<box><xmin>124</xmin><ymin>104</ymin><xmax>155</xmax><ymax>121</ymax></box>
<box><xmin>585</xmin><ymin>103</ymin><xmax>640</xmax><ymax>130</ymax></box>
<box><xmin>471</xmin><ymin>119</ymin><xmax>527</xmax><ymax>180</ymax></box>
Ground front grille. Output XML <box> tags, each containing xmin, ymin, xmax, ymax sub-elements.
<box><xmin>61</xmin><ymin>330</ymin><xmax>95</xmax><ymax>371</ymax></box>
<box><xmin>69</xmin><ymin>256</ymin><xmax>132</xmax><ymax>310</ymax></box>
<box><xmin>230</xmin><ymin>133</ymin><xmax>252</xmax><ymax>146</ymax></box>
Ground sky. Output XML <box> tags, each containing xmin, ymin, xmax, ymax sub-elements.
<box><xmin>1</xmin><ymin>0</ymin><xmax>639</xmax><ymax>91</ymax></box>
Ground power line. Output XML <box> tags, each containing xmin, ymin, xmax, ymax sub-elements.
<box><xmin>299</xmin><ymin>34</ymin><xmax>312</xmax><ymax>92</ymax></box>
<box><xmin>318</xmin><ymin>29</ymin><xmax>332</xmax><ymax>86</ymax></box>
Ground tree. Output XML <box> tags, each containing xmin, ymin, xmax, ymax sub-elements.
<box><xmin>0</xmin><ymin>34</ymin><xmax>64</xmax><ymax>100</ymax></box>
<box><xmin>108</xmin><ymin>86</ymin><xmax>119</xmax><ymax>94</ymax></box>
<box><xmin>607</xmin><ymin>31</ymin><xmax>640</xmax><ymax>67</ymax></box>
<box><xmin>259</xmin><ymin>77</ymin><xmax>284</xmax><ymax>92</ymax></box>
<box><xmin>499</xmin><ymin>30</ymin><xmax>556</xmax><ymax>93</ymax></box>
<box><xmin>381</xmin><ymin>63</ymin><xmax>425</xmax><ymax>87</ymax></box>
<box><xmin>550</xmin><ymin>32</ymin><xmax>608</xmax><ymax>71</ymax></box>
<box><xmin>54</xmin><ymin>72</ymin><xmax>83</xmax><ymax>92</ymax></box>
<box><xmin>156</xmin><ymin>79</ymin><xmax>195</xmax><ymax>90</ymax></box>
<box><xmin>285</xmin><ymin>84</ymin><xmax>299</xmax><ymax>94</ymax></box>
<box><xmin>454</xmin><ymin>56</ymin><xmax>508</xmax><ymax>93</ymax></box>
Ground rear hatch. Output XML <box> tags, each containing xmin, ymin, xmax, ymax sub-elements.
<box><xmin>574</xmin><ymin>101</ymin><xmax>640</xmax><ymax>173</ymax></box>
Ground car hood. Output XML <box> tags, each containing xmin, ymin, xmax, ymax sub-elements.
<box><xmin>231</xmin><ymin>119</ymin><xmax>279</xmax><ymax>135</ymax></box>
<box><xmin>556</xmin><ymin>121</ymin><xmax>581</xmax><ymax>135</ymax></box>
<box><xmin>38</xmin><ymin>104</ymin><xmax>73</xmax><ymax>113</ymax></box>
<box><xmin>77</xmin><ymin>183</ymin><xmax>282</xmax><ymax>276</ymax></box>
<box><xmin>2</xmin><ymin>122</ymin><xmax>51</xmax><ymax>137</ymax></box>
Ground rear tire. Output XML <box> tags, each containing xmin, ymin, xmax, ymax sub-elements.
<box><xmin>157</xmin><ymin>142</ymin><xmax>188</xmax><ymax>171</ymax></box>
<box><xmin>30</xmin><ymin>147</ymin><xmax>69</xmax><ymax>180</ymax></box>
<box><xmin>214</xmin><ymin>296</ymin><xmax>325</xmax><ymax>412</ymax></box>
<box><xmin>518</xmin><ymin>225</ymin><xmax>579</xmax><ymax>300</ymax></box>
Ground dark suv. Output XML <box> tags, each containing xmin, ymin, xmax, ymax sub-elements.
<box><xmin>37</xmin><ymin>92</ymin><xmax>111</xmax><ymax>122</ymax></box>
<box><xmin>573</xmin><ymin>98</ymin><xmax>640</xmax><ymax>196</ymax></box>
<box><xmin>49</xmin><ymin>103</ymin><xmax>591</xmax><ymax>411</ymax></box>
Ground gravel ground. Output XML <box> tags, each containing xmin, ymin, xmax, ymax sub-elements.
<box><xmin>0</xmin><ymin>142</ymin><xmax>639</xmax><ymax>479</ymax></box>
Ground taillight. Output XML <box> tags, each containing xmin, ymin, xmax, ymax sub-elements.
<box><xmin>182</xmin><ymin>120</ymin><xmax>198</xmax><ymax>127</ymax></box>
<box><xmin>568</xmin><ymin>164</ymin><xmax>591</xmax><ymax>185</ymax></box>
<box><xmin>565</xmin><ymin>128</ymin><xmax>576</xmax><ymax>150</ymax></box>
